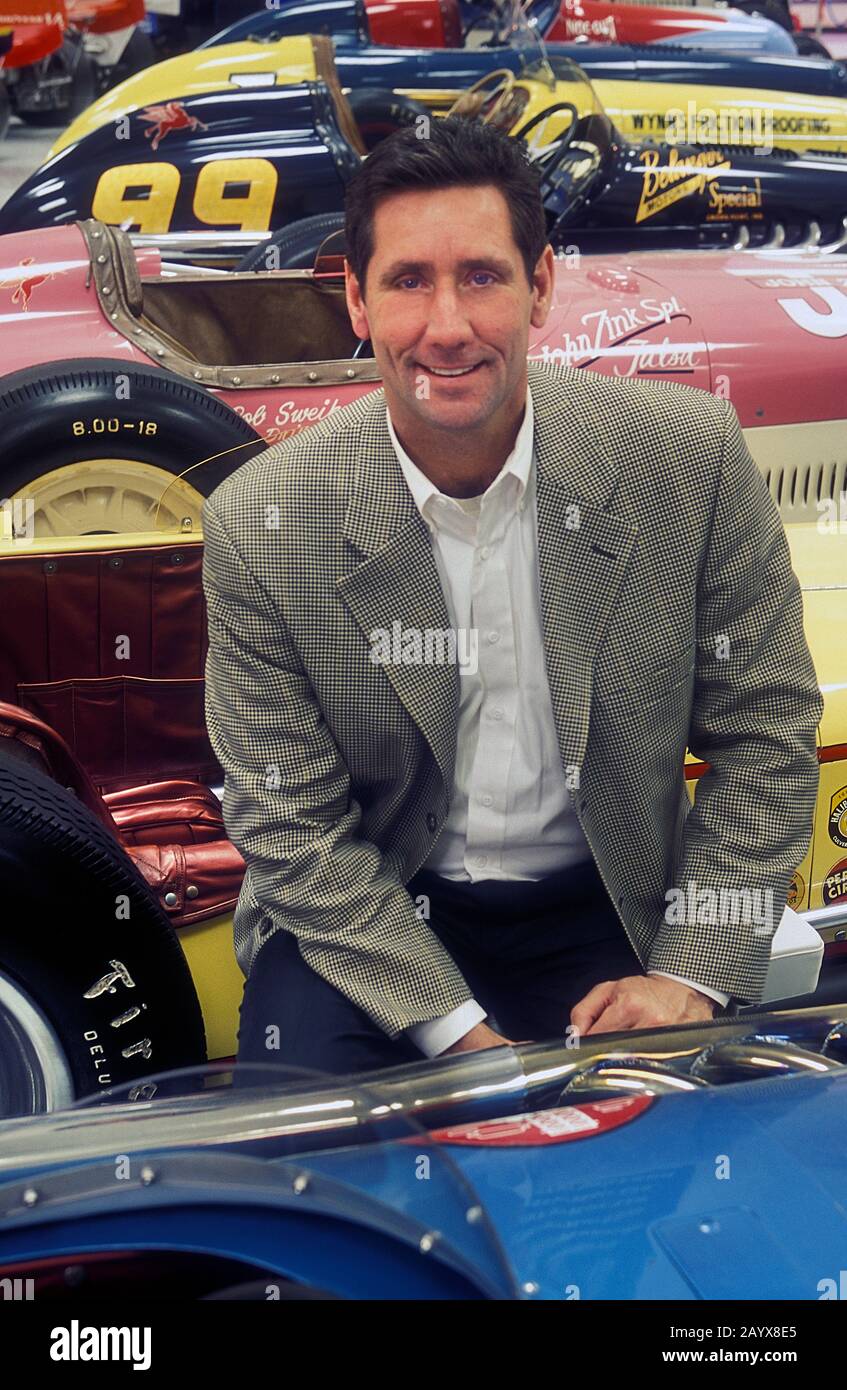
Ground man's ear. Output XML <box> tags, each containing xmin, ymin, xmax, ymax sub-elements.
<box><xmin>345</xmin><ymin>261</ymin><xmax>370</xmax><ymax>341</ymax></box>
<box><xmin>530</xmin><ymin>244</ymin><xmax>555</xmax><ymax>330</ymax></box>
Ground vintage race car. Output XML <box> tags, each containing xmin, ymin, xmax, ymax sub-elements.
<box><xmin>210</xmin><ymin>0</ymin><xmax>842</xmax><ymax>111</ymax></box>
<box><xmin>33</xmin><ymin>0</ymin><xmax>847</xmax><ymax>173</ymax></box>
<box><xmin>2</xmin><ymin>0</ymin><xmax>154</xmax><ymax>128</ymax></box>
<box><xmin>0</xmin><ymin>218</ymin><xmax>844</xmax><ymax>1115</ymax></box>
<box><xmin>0</xmin><ymin>1009</ymin><xmax>845</xmax><ymax>1298</ymax></box>
<box><xmin>4</xmin><ymin>30</ymin><xmax>847</xmax><ymax>248</ymax></box>
<box><xmin>221</xmin><ymin>0</ymin><xmax>803</xmax><ymax>56</ymax></box>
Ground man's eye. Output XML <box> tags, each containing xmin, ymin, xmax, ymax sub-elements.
<box><xmin>469</xmin><ymin>271</ymin><xmax>496</xmax><ymax>286</ymax></box>
<box><xmin>397</xmin><ymin>276</ymin><xmax>422</xmax><ymax>289</ymax></box>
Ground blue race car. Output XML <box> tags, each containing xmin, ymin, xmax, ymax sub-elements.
<box><xmin>0</xmin><ymin>1004</ymin><xmax>845</xmax><ymax>1298</ymax></box>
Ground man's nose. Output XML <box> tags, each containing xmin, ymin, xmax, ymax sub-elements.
<box><xmin>422</xmin><ymin>284</ymin><xmax>472</xmax><ymax>348</ymax></box>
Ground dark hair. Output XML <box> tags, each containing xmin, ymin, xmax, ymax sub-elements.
<box><xmin>344</xmin><ymin>116</ymin><xmax>547</xmax><ymax>293</ymax></box>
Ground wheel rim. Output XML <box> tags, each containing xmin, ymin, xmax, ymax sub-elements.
<box><xmin>0</xmin><ymin>969</ymin><xmax>75</xmax><ymax>1117</ymax></box>
<box><xmin>11</xmin><ymin>459</ymin><xmax>206</xmax><ymax>538</ymax></box>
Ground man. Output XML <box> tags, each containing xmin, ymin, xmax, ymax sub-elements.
<box><xmin>202</xmin><ymin>117</ymin><xmax>823</xmax><ymax>1075</ymax></box>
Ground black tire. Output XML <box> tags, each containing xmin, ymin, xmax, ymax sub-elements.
<box><xmin>237</xmin><ymin>213</ymin><xmax>346</xmax><ymax>272</ymax></box>
<box><xmin>793</xmin><ymin>32</ymin><xmax>832</xmax><ymax>56</ymax></box>
<box><xmin>16</xmin><ymin>38</ymin><xmax>98</xmax><ymax>127</ymax></box>
<box><xmin>0</xmin><ymin>358</ymin><xmax>264</xmax><ymax>535</ymax></box>
<box><xmin>346</xmin><ymin>87</ymin><xmax>431</xmax><ymax>152</ymax></box>
<box><xmin>0</xmin><ymin>744</ymin><xmax>206</xmax><ymax>1117</ymax></box>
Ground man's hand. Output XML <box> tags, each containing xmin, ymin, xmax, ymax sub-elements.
<box><xmin>571</xmin><ymin>975</ymin><xmax>717</xmax><ymax>1036</ymax></box>
<box><xmin>442</xmin><ymin>1021</ymin><xmax>514</xmax><ymax>1054</ymax></box>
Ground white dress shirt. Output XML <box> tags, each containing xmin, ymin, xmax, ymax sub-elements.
<box><xmin>386</xmin><ymin>388</ymin><xmax>728</xmax><ymax>1057</ymax></box>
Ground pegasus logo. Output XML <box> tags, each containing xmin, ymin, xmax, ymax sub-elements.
<box><xmin>0</xmin><ymin>256</ymin><xmax>53</xmax><ymax>311</ymax></box>
<box><xmin>139</xmin><ymin>101</ymin><xmax>208</xmax><ymax>151</ymax></box>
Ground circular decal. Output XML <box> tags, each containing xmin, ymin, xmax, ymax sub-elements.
<box><xmin>428</xmin><ymin>1095</ymin><xmax>653</xmax><ymax>1147</ymax></box>
<box><xmin>829</xmin><ymin>786</ymin><xmax>847</xmax><ymax>850</ymax></box>
<box><xmin>823</xmin><ymin>858</ymin><xmax>847</xmax><ymax>906</ymax></box>
<box><xmin>787</xmin><ymin>870</ymin><xmax>804</xmax><ymax>909</ymax></box>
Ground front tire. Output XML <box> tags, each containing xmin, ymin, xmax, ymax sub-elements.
<box><xmin>0</xmin><ymin>745</ymin><xmax>207</xmax><ymax>1118</ymax></box>
<box><xmin>0</xmin><ymin>358</ymin><xmax>264</xmax><ymax>537</ymax></box>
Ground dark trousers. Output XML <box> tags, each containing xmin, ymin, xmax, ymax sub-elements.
<box><xmin>235</xmin><ymin>856</ymin><xmax>645</xmax><ymax>1077</ymax></box>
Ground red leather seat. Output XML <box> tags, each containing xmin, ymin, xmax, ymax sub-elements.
<box><xmin>0</xmin><ymin>701</ymin><xmax>245</xmax><ymax>930</ymax></box>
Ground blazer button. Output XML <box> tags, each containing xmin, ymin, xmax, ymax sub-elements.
<box><xmin>426</xmin><ymin>811</ymin><xmax>438</xmax><ymax>833</ymax></box>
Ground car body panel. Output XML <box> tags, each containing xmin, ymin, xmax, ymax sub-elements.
<box><xmin>0</xmin><ymin>1061</ymin><xmax>846</xmax><ymax>1297</ymax></box>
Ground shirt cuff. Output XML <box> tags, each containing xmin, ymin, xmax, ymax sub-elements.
<box><xmin>649</xmin><ymin>971</ymin><xmax>731</xmax><ymax>1008</ymax></box>
<box><xmin>406</xmin><ymin>999</ymin><xmax>488</xmax><ymax>1058</ymax></box>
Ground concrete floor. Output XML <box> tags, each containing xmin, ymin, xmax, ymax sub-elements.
<box><xmin>0</xmin><ymin>119</ymin><xmax>57</xmax><ymax>210</ymax></box>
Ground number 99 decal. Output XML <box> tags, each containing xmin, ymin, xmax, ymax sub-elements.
<box><xmin>91</xmin><ymin>158</ymin><xmax>279</xmax><ymax>234</ymax></box>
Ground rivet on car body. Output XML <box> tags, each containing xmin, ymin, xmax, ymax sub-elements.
<box><xmin>419</xmin><ymin>1231</ymin><xmax>440</xmax><ymax>1253</ymax></box>
<box><xmin>132</xmin><ymin>327</ymin><xmax>143</xmax><ymax>336</ymax></box>
<box><xmin>140</xmin><ymin>1166</ymin><xmax>157</xmax><ymax>1187</ymax></box>
<box><xmin>522</xmin><ymin>1281</ymin><xmax>539</xmax><ymax>1296</ymax></box>
<box><xmin>102</xmin><ymin>286</ymin><xmax>112</xmax><ymax>295</ymax></box>
<box><xmin>194</xmin><ymin>372</ymin><xmax>203</xmax><ymax>380</ymax></box>
<box><xmin>186</xmin><ymin>884</ymin><xmax>199</xmax><ymax>899</ymax></box>
<box><xmin>270</xmin><ymin>374</ymin><xmax>280</xmax><ymax>384</ymax></box>
<box><xmin>22</xmin><ymin>1188</ymin><xmax>39</xmax><ymax>1207</ymax></box>
<box><xmin>164</xmin><ymin>891</ymin><xmax>178</xmax><ymax>907</ymax></box>
<box><xmin>231</xmin><ymin>376</ymin><xmax>242</xmax><ymax>385</ymax></box>
<box><xmin>171</xmin><ymin>552</ymin><xmax>184</xmax><ymax>565</ymax></box>
<box><xmin>96</xmin><ymin>255</ymin><xmax>107</xmax><ymax>264</ymax></box>
<box><xmin>292</xmin><ymin>1173</ymin><xmax>310</xmax><ymax>1194</ymax></box>
<box><xmin>466</xmin><ymin>1205</ymin><xmax>483</xmax><ymax>1224</ymax></box>
<box><xmin>308</xmin><ymin>371</ymin><xmax>318</xmax><ymax>381</ymax></box>
<box><xmin>156</xmin><ymin>349</ymin><xmax>165</xmax><ymax>358</ymax></box>
<box><xmin>108</xmin><ymin>556</ymin><xmax>122</xmax><ymax>569</ymax></box>
<box><xmin>181</xmin><ymin>518</ymin><xmax>192</xmax><ymax>531</ymax></box>
<box><xmin>836</xmin><ymin>929</ymin><xmax>847</xmax><ymax>941</ymax></box>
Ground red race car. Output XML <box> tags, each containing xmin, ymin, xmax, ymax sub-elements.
<box><xmin>1</xmin><ymin>0</ymin><xmax>152</xmax><ymax>128</ymax></box>
<box><xmin>0</xmin><ymin>217</ymin><xmax>842</xmax><ymax>540</ymax></box>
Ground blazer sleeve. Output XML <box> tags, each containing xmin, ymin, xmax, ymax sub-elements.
<box><xmin>646</xmin><ymin>399</ymin><xmax>824</xmax><ymax>999</ymax></box>
<box><xmin>201</xmin><ymin>494</ymin><xmax>475</xmax><ymax>1038</ymax></box>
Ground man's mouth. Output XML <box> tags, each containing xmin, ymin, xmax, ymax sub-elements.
<box><xmin>417</xmin><ymin>362</ymin><xmax>485</xmax><ymax>378</ymax></box>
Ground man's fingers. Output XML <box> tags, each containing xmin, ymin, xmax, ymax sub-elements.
<box><xmin>570</xmin><ymin>980</ymin><xmax>618</xmax><ymax>1035</ymax></box>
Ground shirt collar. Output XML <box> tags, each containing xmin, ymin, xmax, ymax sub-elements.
<box><xmin>387</xmin><ymin>386</ymin><xmax>534</xmax><ymax>525</ymax></box>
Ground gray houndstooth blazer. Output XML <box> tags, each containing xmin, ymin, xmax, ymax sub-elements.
<box><xmin>202</xmin><ymin>362</ymin><xmax>824</xmax><ymax>1035</ymax></box>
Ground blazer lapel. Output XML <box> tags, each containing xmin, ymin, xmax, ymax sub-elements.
<box><xmin>336</xmin><ymin>399</ymin><xmax>459</xmax><ymax>792</ymax></box>
<box><xmin>530</xmin><ymin>364</ymin><xmax>639</xmax><ymax>772</ymax></box>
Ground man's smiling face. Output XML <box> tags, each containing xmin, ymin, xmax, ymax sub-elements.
<box><xmin>345</xmin><ymin>183</ymin><xmax>553</xmax><ymax>439</ymax></box>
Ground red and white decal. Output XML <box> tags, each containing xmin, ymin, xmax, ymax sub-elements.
<box><xmin>138</xmin><ymin>102</ymin><xmax>208</xmax><ymax>151</ymax></box>
<box><xmin>429</xmin><ymin>1095</ymin><xmax>653</xmax><ymax>1147</ymax></box>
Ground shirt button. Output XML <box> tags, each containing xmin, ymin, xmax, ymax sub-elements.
<box><xmin>474</xmin><ymin>854</ymin><xmax>488</xmax><ymax>868</ymax></box>
<box><xmin>490</xmin><ymin>707</ymin><xmax>504</xmax><ymax>721</ymax></box>
<box><xmin>486</xmin><ymin>630</ymin><xmax>500</xmax><ymax>645</ymax></box>
<box><xmin>479</xmin><ymin>546</ymin><xmax>491</xmax><ymax>560</ymax></box>
<box><xmin>426</xmin><ymin>811</ymin><xmax>438</xmax><ymax>833</ymax></box>
<box><xmin>481</xmin><ymin>794</ymin><xmax>493</xmax><ymax>807</ymax></box>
